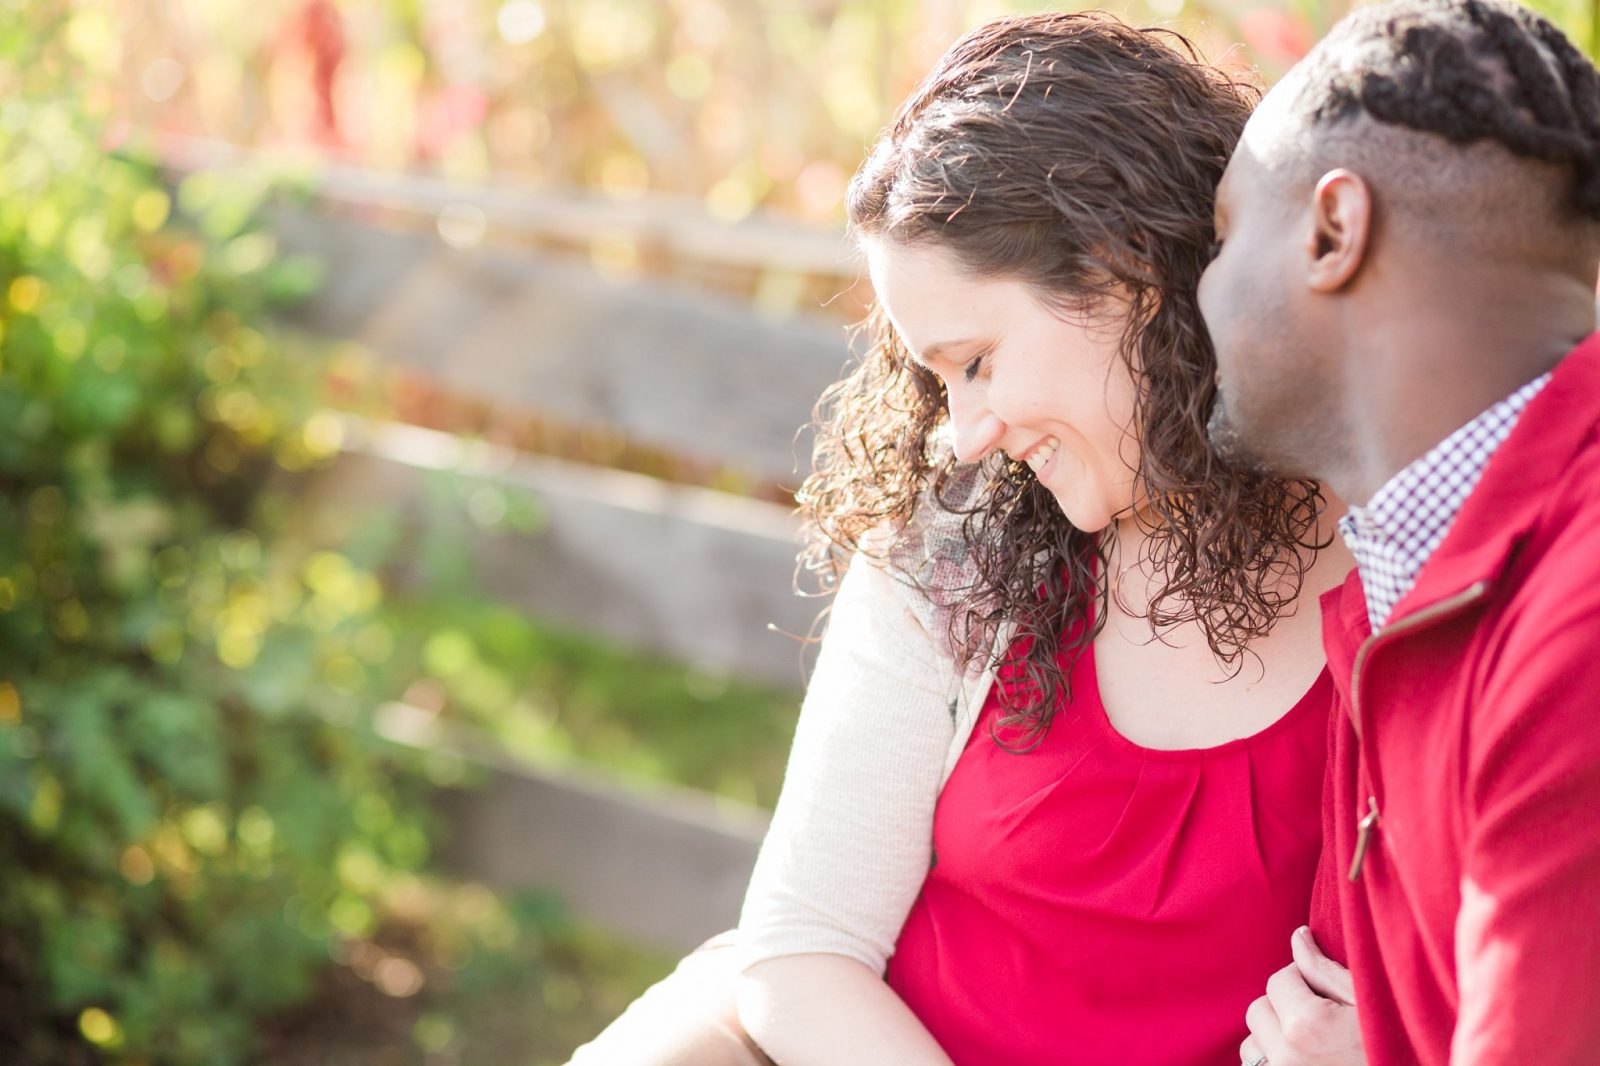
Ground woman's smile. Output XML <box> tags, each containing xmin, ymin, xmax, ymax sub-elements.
<box><xmin>1014</xmin><ymin>435</ymin><xmax>1061</xmax><ymax>480</ymax></box>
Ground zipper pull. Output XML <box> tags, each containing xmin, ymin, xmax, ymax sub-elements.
<box><xmin>1348</xmin><ymin>795</ymin><xmax>1382</xmax><ymax>882</ymax></box>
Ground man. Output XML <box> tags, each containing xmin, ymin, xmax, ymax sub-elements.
<box><xmin>1201</xmin><ymin>0</ymin><xmax>1600</xmax><ymax>1062</ymax></box>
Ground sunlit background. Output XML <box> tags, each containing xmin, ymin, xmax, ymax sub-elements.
<box><xmin>0</xmin><ymin>0</ymin><xmax>1591</xmax><ymax>1063</ymax></box>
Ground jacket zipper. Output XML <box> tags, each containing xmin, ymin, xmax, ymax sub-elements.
<box><xmin>1345</xmin><ymin>579</ymin><xmax>1492</xmax><ymax>881</ymax></box>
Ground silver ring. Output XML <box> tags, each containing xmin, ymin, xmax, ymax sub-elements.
<box><xmin>1243</xmin><ymin>1057</ymin><xmax>1268</xmax><ymax>1066</ymax></box>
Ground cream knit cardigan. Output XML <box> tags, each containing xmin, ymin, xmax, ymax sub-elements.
<box><xmin>738</xmin><ymin>467</ymin><xmax>1010</xmax><ymax>975</ymax></box>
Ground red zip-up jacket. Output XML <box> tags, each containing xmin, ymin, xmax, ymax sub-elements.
<box><xmin>1313</xmin><ymin>332</ymin><xmax>1600</xmax><ymax>1064</ymax></box>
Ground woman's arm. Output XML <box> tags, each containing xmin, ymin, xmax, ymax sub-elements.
<box><xmin>739</xmin><ymin>954</ymin><xmax>954</xmax><ymax>1066</ymax></box>
<box><xmin>734</xmin><ymin>553</ymin><xmax>960</xmax><ymax>1063</ymax></box>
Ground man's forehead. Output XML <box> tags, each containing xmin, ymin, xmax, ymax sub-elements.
<box><xmin>1237</xmin><ymin>69</ymin><xmax>1309</xmax><ymax>172</ymax></box>
<box><xmin>1215</xmin><ymin>135</ymin><xmax>1268</xmax><ymax>213</ymax></box>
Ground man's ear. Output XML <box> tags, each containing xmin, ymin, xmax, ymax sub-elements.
<box><xmin>1307</xmin><ymin>168</ymin><xmax>1372</xmax><ymax>293</ymax></box>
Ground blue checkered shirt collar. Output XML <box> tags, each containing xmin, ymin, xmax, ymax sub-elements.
<box><xmin>1338</xmin><ymin>372</ymin><xmax>1551</xmax><ymax>631</ymax></box>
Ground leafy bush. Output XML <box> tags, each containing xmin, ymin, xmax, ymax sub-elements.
<box><xmin>0</xmin><ymin>11</ymin><xmax>429</xmax><ymax>1064</ymax></box>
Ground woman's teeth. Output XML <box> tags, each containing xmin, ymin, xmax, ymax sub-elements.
<box><xmin>1024</xmin><ymin>438</ymin><xmax>1058</xmax><ymax>475</ymax></box>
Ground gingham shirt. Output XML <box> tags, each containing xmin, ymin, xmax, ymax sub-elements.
<box><xmin>1339</xmin><ymin>372</ymin><xmax>1552</xmax><ymax>630</ymax></box>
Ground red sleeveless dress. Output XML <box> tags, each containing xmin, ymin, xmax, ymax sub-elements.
<box><xmin>885</xmin><ymin>629</ymin><xmax>1333</xmax><ymax>1065</ymax></box>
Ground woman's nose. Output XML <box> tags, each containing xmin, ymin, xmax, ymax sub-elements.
<box><xmin>948</xmin><ymin>387</ymin><xmax>1005</xmax><ymax>463</ymax></box>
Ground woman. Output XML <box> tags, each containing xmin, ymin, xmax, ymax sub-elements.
<box><xmin>572</xmin><ymin>12</ymin><xmax>1353</xmax><ymax>1065</ymax></box>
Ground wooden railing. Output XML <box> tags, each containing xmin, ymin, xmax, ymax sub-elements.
<box><xmin>160</xmin><ymin>134</ymin><xmax>869</xmax><ymax>317</ymax></box>
<box><xmin>236</xmin><ymin>159</ymin><xmax>862</xmax><ymax>950</ymax></box>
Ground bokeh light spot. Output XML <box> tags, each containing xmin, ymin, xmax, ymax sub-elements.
<box><xmin>497</xmin><ymin>0</ymin><xmax>546</xmax><ymax>45</ymax></box>
<box><xmin>666</xmin><ymin>53</ymin><xmax>713</xmax><ymax>99</ymax></box>
<box><xmin>78</xmin><ymin>1007</ymin><xmax>122</xmax><ymax>1049</ymax></box>
<box><xmin>8</xmin><ymin>276</ymin><xmax>43</xmax><ymax>313</ymax></box>
<box><xmin>141</xmin><ymin>57</ymin><xmax>184</xmax><ymax>102</ymax></box>
<box><xmin>130</xmin><ymin>189</ymin><xmax>170</xmax><ymax>233</ymax></box>
<box><xmin>119</xmin><ymin>845</ymin><xmax>156</xmax><ymax>886</ymax></box>
<box><xmin>437</xmin><ymin>203</ymin><xmax>488</xmax><ymax>249</ymax></box>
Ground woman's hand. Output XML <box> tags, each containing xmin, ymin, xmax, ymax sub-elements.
<box><xmin>1239</xmin><ymin>927</ymin><xmax>1366</xmax><ymax>1066</ymax></box>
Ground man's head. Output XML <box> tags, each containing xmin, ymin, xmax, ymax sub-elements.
<box><xmin>1201</xmin><ymin>0</ymin><xmax>1600</xmax><ymax>481</ymax></box>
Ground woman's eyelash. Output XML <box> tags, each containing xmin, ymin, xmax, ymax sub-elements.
<box><xmin>962</xmin><ymin>349</ymin><xmax>990</xmax><ymax>383</ymax></box>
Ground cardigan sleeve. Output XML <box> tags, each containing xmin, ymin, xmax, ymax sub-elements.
<box><xmin>736</xmin><ymin>551</ymin><xmax>959</xmax><ymax>975</ymax></box>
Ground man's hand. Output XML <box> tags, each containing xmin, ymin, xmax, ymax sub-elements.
<box><xmin>1239</xmin><ymin>927</ymin><xmax>1366</xmax><ymax>1066</ymax></box>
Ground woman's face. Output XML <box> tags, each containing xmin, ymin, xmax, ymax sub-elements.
<box><xmin>865</xmin><ymin>237</ymin><xmax>1141</xmax><ymax>533</ymax></box>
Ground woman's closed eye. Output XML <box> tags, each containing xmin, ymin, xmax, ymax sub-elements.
<box><xmin>962</xmin><ymin>347</ymin><xmax>992</xmax><ymax>383</ymax></box>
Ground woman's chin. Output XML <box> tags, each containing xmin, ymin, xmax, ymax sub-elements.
<box><xmin>1047</xmin><ymin>490</ymin><xmax>1118</xmax><ymax>535</ymax></box>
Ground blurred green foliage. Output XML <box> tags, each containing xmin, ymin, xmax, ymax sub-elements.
<box><xmin>387</xmin><ymin>593</ymin><xmax>800</xmax><ymax>809</ymax></box>
<box><xmin>0</xmin><ymin>20</ymin><xmax>801</xmax><ymax>1056</ymax></box>
<box><xmin>0</xmin><ymin>10</ymin><xmax>433</xmax><ymax>1064</ymax></box>
<box><xmin>251</xmin><ymin>887</ymin><xmax>676</xmax><ymax>1066</ymax></box>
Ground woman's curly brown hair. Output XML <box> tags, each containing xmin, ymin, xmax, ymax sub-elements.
<box><xmin>798</xmin><ymin>12</ymin><xmax>1326</xmax><ymax>740</ymax></box>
